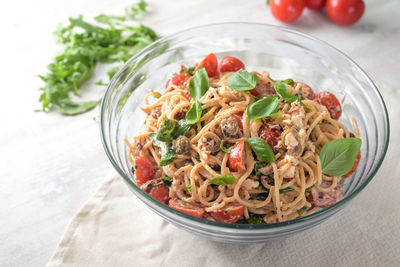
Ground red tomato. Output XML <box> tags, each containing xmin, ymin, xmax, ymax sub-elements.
<box><xmin>168</xmin><ymin>198</ymin><xmax>205</xmax><ymax>217</ymax></box>
<box><xmin>270</xmin><ymin>0</ymin><xmax>305</xmax><ymax>23</ymax></box>
<box><xmin>228</xmin><ymin>141</ymin><xmax>246</xmax><ymax>172</ymax></box>
<box><xmin>231</xmin><ymin>113</ymin><xmax>244</xmax><ymax>131</ymax></box>
<box><xmin>194</xmin><ymin>53</ymin><xmax>218</xmax><ymax>77</ymax></box>
<box><xmin>134</xmin><ymin>156</ymin><xmax>154</xmax><ymax>186</ymax></box>
<box><xmin>296</xmin><ymin>82</ymin><xmax>316</xmax><ymax>100</ymax></box>
<box><xmin>305</xmin><ymin>0</ymin><xmax>326</xmax><ymax>10</ymax></box>
<box><xmin>148</xmin><ymin>184</ymin><xmax>170</xmax><ymax>204</ymax></box>
<box><xmin>250</xmin><ymin>73</ymin><xmax>275</xmax><ymax>97</ymax></box>
<box><xmin>316</xmin><ymin>91</ymin><xmax>342</xmax><ymax>120</ymax></box>
<box><xmin>343</xmin><ymin>151</ymin><xmax>361</xmax><ymax>178</ymax></box>
<box><xmin>165</xmin><ymin>73</ymin><xmax>190</xmax><ymax>88</ymax></box>
<box><xmin>309</xmin><ymin>183</ymin><xmax>343</xmax><ymax>208</ymax></box>
<box><xmin>258</xmin><ymin>125</ymin><xmax>282</xmax><ymax>149</ymax></box>
<box><xmin>326</xmin><ymin>0</ymin><xmax>365</xmax><ymax>26</ymax></box>
<box><xmin>209</xmin><ymin>202</ymin><xmax>244</xmax><ymax>223</ymax></box>
<box><xmin>218</xmin><ymin>56</ymin><xmax>245</xmax><ymax>73</ymax></box>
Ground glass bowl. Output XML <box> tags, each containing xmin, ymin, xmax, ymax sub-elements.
<box><xmin>100</xmin><ymin>23</ymin><xmax>389</xmax><ymax>243</ymax></box>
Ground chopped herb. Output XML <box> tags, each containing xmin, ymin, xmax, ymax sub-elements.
<box><xmin>282</xmin><ymin>78</ymin><xmax>295</xmax><ymax>86</ymax></box>
<box><xmin>220</xmin><ymin>141</ymin><xmax>233</xmax><ymax>153</ymax></box>
<box><xmin>297</xmin><ymin>206</ymin><xmax>308</xmax><ymax>216</ymax></box>
<box><xmin>161</xmin><ymin>176</ymin><xmax>173</xmax><ymax>187</ymax></box>
<box><xmin>185</xmin><ymin>184</ymin><xmax>192</xmax><ymax>190</ymax></box>
<box><xmin>195</xmin><ymin>155</ymin><xmax>201</xmax><ymax>161</ymax></box>
<box><xmin>149</xmin><ymin>133</ymin><xmax>177</xmax><ymax>166</ymax></box>
<box><xmin>279</xmin><ymin>187</ymin><xmax>293</xmax><ymax>193</ymax></box>
<box><xmin>247</xmin><ymin>216</ymin><xmax>262</xmax><ymax>224</ymax></box>
<box><xmin>209</xmin><ymin>174</ymin><xmax>237</xmax><ymax>185</ymax></box>
<box><xmin>254</xmin><ymin>162</ymin><xmax>268</xmax><ymax>176</ymax></box>
<box><xmin>181</xmin><ymin>66</ymin><xmax>195</xmax><ymax>76</ymax></box>
<box><xmin>156</xmin><ymin>118</ymin><xmax>176</xmax><ymax>142</ymax></box>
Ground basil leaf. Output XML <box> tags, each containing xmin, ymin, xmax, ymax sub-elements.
<box><xmin>156</xmin><ymin>118</ymin><xmax>176</xmax><ymax>142</ymax></box>
<box><xmin>185</xmin><ymin>100</ymin><xmax>202</xmax><ymax>125</ymax></box>
<box><xmin>172</xmin><ymin>119</ymin><xmax>191</xmax><ymax>138</ymax></box>
<box><xmin>254</xmin><ymin>162</ymin><xmax>268</xmax><ymax>176</ymax></box>
<box><xmin>189</xmin><ymin>67</ymin><xmax>209</xmax><ymax>101</ymax></box>
<box><xmin>220</xmin><ymin>141</ymin><xmax>233</xmax><ymax>153</ymax></box>
<box><xmin>185</xmin><ymin>184</ymin><xmax>192</xmax><ymax>190</ymax></box>
<box><xmin>161</xmin><ymin>176</ymin><xmax>172</xmax><ymax>187</ymax></box>
<box><xmin>297</xmin><ymin>206</ymin><xmax>308</xmax><ymax>216</ymax></box>
<box><xmin>282</xmin><ymin>78</ymin><xmax>295</xmax><ymax>86</ymax></box>
<box><xmin>247</xmin><ymin>137</ymin><xmax>276</xmax><ymax>163</ymax></box>
<box><xmin>320</xmin><ymin>138</ymin><xmax>361</xmax><ymax>176</ymax></box>
<box><xmin>247</xmin><ymin>216</ymin><xmax>262</xmax><ymax>224</ymax></box>
<box><xmin>209</xmin><ymin>174</ymin><xmax>237</xmax><ymax>185</ymax></box>
<box><xmin>247</xmin><ymin>96</ymin><xmax>280</xmax><ymax>121</ymax></box>
<box><xmin>279</xmin><ymin>187</ymin><xmax>293</xmax><ymax>193</ymax></box>
<box><xmin>274</xmin><ymin>81</ymin><xmax>309</xmax><ymax>108</ymax></box>
<box><xmin>57</xmin><ymin>99</ymin><xmax>101</xmax><ymax>115</ymax></box>
<box><xmin>149</xmin><ymin>133</ymin><xmax>177</xmax><ymax>166</ymax></box>
<box><xmin>181</xmin><ymin>66</ymin><xmax>195</xmax><ymax>76</ymax></box>
<box><xmin>227</xmin><ymin>71</ymin><xmax>260</xmax><ymax>91</ymax></box>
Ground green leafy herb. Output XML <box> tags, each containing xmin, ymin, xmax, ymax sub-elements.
<box><xmin>297</xmin><ymin>206</ymin><xmax>308</xmax><ymax>216</ymax></box>
<box><xmin>282</xmin><ymin>78</ymin><xmax>295</xmax><ymax>86</ymax></box>
<box><xmin>188</xmin><ymin>67</ymin><xmax>209</xmax><ymax>101</ymax></box>
<box><xmin>274</xmin><ymin>81</ymin><xmax>309</xmax><ymax>108</ymax></box>
<box><xmin>172</xmin><ymin>119</ymin><xmax>192</xmax><ymax>138</ymax></box>
<box><xmin>185</xmin><ymin>184</ymin><xmax>192</xmax><ymax>190</ymax></box>
<box><xmin>38</xmin><ymin>1</ymin><xmax>158</xmax><ymax>115</ymax></box>
<box><xmin>181</xmin><ymin>66</ymin><xmax>195</xmax><ymax>76</ymax></box>
<box><xmin>209</xmin><ymin>174</ymin><xmax>237</xmax><ymax>185</ymax></box>
<box><xmin>195</xmin><ymin>155</ymin><xmax>201</xmax><ymax>161</ymax></box>
<box><xmin>319</xmin><ymin>138</ymin><xmax>362</xmax><ymax>176</ymax></box>
<box><xmin>227</xmin><ymin>71</ymin><xmax>260</xmax><ymax>91</ymax></box>
<box><xmin>247</xmin><ymin>216</ymin><xmax>262</xmax><ymax>224</ymax></box>
<box><xmin>149</xmin><ymin>133</ymin><xmax>177</xmax><ymax>166</ymax></box>
<box><xmin>156</xmin><ymin>118</ymin><xmax>176</xmax><ymax>142</ymax></box>
<box><xmin>220</xmin><ymin>141</ymin><xmax>233</xmax><ymax>153</ymax></box>
<box><xmin>247</xmin><ymin>96</ymin><xmax>280</xmax><ymax>121</ymax></box>
<box><xmin>161</xmin><ymin>176</ymin><xmax>173</xmax><ymax>187</ymax></box>
<box><xmin>254</xmin><ymin>162</ymin><xmax>268</xmax><ymax>176</ymax></box>
<box><xmin>185</xmin><ymin>100</ymin><xmax>202</xmax><ymax>125</ymax></box>
<box><xmin>247</xmin><ymin>137</ymin><xmax>276</xmax><ymax>163</ymax></box>
<box><xmin>279</xmin><ymin>187</ymin><xmax>294</xmax><ymax>193</ymax></box>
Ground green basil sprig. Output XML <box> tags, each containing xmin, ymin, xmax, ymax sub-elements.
<box><xmin>209</xmin><ymin>174</ymin><xmax>237</xmax><ymax>185</ymax></box>
<box><xmin>155</xmin><ymin>117</ymin><xmax>176</xmax><ymax>142</ymax></box>
<box><xmin>185</xmin><ymin>100</ymin><xmax>202</xmax><ymax>125</ymax></box>
<box><xmin>149</xmin><ymin>133</ymin><xmax>177</xmax><ymax>166</ymax></box>
<box><xmin>282</xmin><ymin>78</ymin><xmax>295</xmax><ymax>86</ymax></box>
<box><xmin>247</xmin><ymin>137</ymin><xmax>276</xmax><ymax>163</ymax></box>
<box><xmin>189</xmin><ymin>67</ymin><xmax>209</xmax><ymax>101</ymax></box>
<box><xmin>274</xmin><ymin>81</ymin><xmax>309</xmax><ymax>108</ymax></box>
<box><xmin>227</xmin><ymin>71</ymin><xmax>260</xmax><ymax>91</ymax></box>
<box><xmin>172</xmin><ymin>120</ymin><xmax>191</xmax><ymax>138</ymax></box>
<box><xmin>319</xmin><ymin>138</ymin><xmax>361</xmax><ymax>176</ymax></box>
<box><xmin>247</xmin><ymin>96</ymin><xmax>280</xmax><ymax>121</ymax></box>
<box><xmin>161</xmin><ymin>176</ymin><xmax>173</xmax><ymax>187</ymax></box>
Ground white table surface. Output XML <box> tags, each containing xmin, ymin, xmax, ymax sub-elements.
<box><xmin>1</xmin><ymin>0</ymin><xmax>399</xmax><ymax>266</ymax></box>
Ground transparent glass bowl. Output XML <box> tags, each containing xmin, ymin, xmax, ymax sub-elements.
<box><xmin>100</xmin><ymin>23</ymin><xmax>389</xmax><ymax>243</ymax></box>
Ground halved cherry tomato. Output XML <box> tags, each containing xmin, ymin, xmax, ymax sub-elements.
<box><xmin>250</xmin><ymin>73</ymin><xmax>275</xmax><ymax>97</ymax></box>
<box><xmin>168</xmin><ymin>198</ymin><xmax>205</xmax><ymax>217</ymax></box>
<box><xmin>148</xmin><ymin>184</ymin><xmax>170</xmax><ymax>204</ymax></box>
<box><xmin>343</xmin><ymin>151</ymin><xmax>361</xmax><ymax>178</ymax></box>
<box><xmin>218</xmin><ymin>56</ymin><xmax>245</xmax><ymax>73</ymax></box>
<box><xmin>194</xmin><ymin>53</ymin><xmax>218</xmax><ymax>77</ymax></box>
<box><xmin>305</xmin><ymin>0</ymin><xmax>326</xmax><ymax>10</ymax></box>
<box><xmin>270</xmin><ymin>0</ymin><xmax>305</xmax><ymax>23</ymax></box>
<box><xmin>134</xmin><ymin>156</ymin><xmax>154</xmax><ymax>186</ymax></box>
<box><xmin>231</xmin><ymin>113</ymin><xmax>244</xmax><ymax>131</ymax></box>
<box><xmin>326</xmin><ymin>0</ymin><xmax>365</xmax><ymax>26</ymax></box>
<box><xmin>165</xmin><ymin>73</ymin><xmax>190</xmax><ymax>88</ymax></box>
<box><xmin>209</xmin><ymin>202</ymin><xmax>244</xmax><ymax>223</ymax></box>
<box><xmin>228</xmin><ymin>141</ymin><xmax>246</xmax><ymax>172</ymax></box>
<box><xmin>308</xmin><ymin>182</ymin><xmax>343</xmax><ymax>208</ymax></box>
<box><xmin>316</xmin><ymin>91</ymin><xmax>342</xmax><ymax>120</ymax></box>
<box><xmin>296</xmin><ymin>82</ymin><xmax>316</xmax><ymax>100</ymax></box>
<box><xmin>258</xmin><ymin>125</ymin><xmax>282</xmax><ymax>149</ymax></box>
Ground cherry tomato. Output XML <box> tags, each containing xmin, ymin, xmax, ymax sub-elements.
<box><xmin>309</xmin><ymin>183</ymin><xmax>343</xmax><ymax>208</ymax></box>
<box><xmin>343</xmin><ymin>151</ymin><xmax>361</xmax><ymax>178</ymax></box>
<box><xmin>326</xmin><ymin>0</ymin><xmax>365</xmax><ymax>26</ymax></box>
<box><xmin>194</xmin><ymin>53</ymin><xmax>218</xmax><ymax>77</ymax></box>
<box><xmin>258</xmin><ymin>125</ymin><xmax>282</xmax><ymax>149</ymax></box>
<box><xmin>316</xmin><ymin>91</ymin><xmax>342</xmax><ymax>120</ymax></box>
<box><xmin>270</xmin><ymin>0</ymin><xmax>305</xmax><ymax>23</ymax></box>
<box><xmin>305</xmin><ymin>0</ymin><xmax>326</xmax><ymax>10</ymax></box>
<box><xmin>209</xmin><ymin>202</ymin><xmax>245</xmax><ymax>223</ymax></box>
<box><xmin>228</xmin><ymin>141</ymin><xmax>246</xmax><ymax>172</ymax></box>
<box><xmin>231</xmin><ymin>113</ymin><xmax>244</xmax><ymax>131</ymax></box>
<box><xmin>134</xmin><ymin>156</ymin><xmax>154</xmax><ymax>186</ymax></box>
<box><xmin>296</xmin><ymin>82</ymin><xmax>316</xmax><ymax>100</ymax></box>
<box><xmin>148</xmin><ymin>184</ymin><xmax>170</xmax><ymax>204</ymax></box>
<box><xmin>218</xmin><ymin>56</ymin><xmax>245</xmax><ymax>73</ymax></box>
<box><xmin>165</xmin><ymin>73</ymin><xmax>190</xmax><ymax>89</ymax></box>
<box><xmin>168</xmin><ymin>198</ymin><xmax>205</xmax><ymax>217</ymax></box>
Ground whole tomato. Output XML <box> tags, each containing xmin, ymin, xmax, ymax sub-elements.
<box><xmin>305</xmin><ymin>0</ymin><xmax>326</xmax><ymax>10</ymax></box>
<box><xmin>326</xmin><ymin>0</ymin><xmax>365</xmax><ymax>26</ymax></box>
<box><xmin>270</xmin><ymin>0</ymin><xmax>305</xmax><ymax>23</ymax></box>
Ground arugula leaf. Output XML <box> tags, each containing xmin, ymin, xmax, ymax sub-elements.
<box><xmin>247</xmin><ymin>216</ymin><xmax>262</xmax><ymax>224</ymax></box>
<box><xmin>247</xmin><ymin>96</ymin><xmax>280</xmax><ymax>121</ymax></box>
<box><xmin>320</xmin><ymin>138</ymin><xmax>361</xmax><ymax>176</ymax></box>
<box><xmin>188</xmin><ymin>67</ymin><xmax>209</xmax><ymax>101</ymax></box>
<box><xmin>254</xmin><ymin>162</ymin><xmax>268</xmax><ymax>176</ymax></box>
<box><xmin>185</xmin><ymin>100</ymin><xmax>202</xmax><ymax>125</ymax></box>
<box><xmin>247</xmin><ymin>137</ymin><xmax>276</xmax><ymax>163</ymax></box>
<box><xmin>161</xmin><ymin>176</ymin><xmax>173</xmax><ymax>187</ymax></box>
<box><xmin>227</xmin><ymin>71</ymin><xmax>260</xmax><ymax>91</ymax></box>
<box><xmin>209</xmin><ymin>174</ymin><xmax>237</xmax><ymax>185</ymax></box>
<box><xmin>274</xmin><ymin>81</ymin><xmax>309</xmax><ymax>108</ymax></box>
<box><xmin>220</xmin><ymin>141</ymin><xmax>233</xmax><ymax>153</ymax></box>
<box><xmin>149</xmin><ymin>133</ymin><xmax>177</xmax><ymax>166</ymax></box>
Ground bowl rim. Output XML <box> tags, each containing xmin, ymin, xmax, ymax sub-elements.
<box><xmin>100</xmin><ymin>22</ymin><xmax>390</xmax><ymax>230</ymax></box>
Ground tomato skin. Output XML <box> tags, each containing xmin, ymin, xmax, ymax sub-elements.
<box><xmin>231</xmin><ymin>113</ymin><xmax>244</xmax><ymax>131</ymax></box>
<box><xmin>309</xmin><ymin>183</ymin><xmax>343</xmax><ymax>208</ymax></box>
<box><xmin>218</xmin><ymin>56</ymin><xmax>245</xmax><ymax>73</ymax></box>
<box><xmin>195</xmin><ymin>53</ymin><xmax>218</xmax><ymax>77</ymax></box>
<box><xmin>148</xmin><ymin>184</ymin><xmax>170</xmax><ymax>204</ymax></box>
<box><xmin>270</xmin><ymin>0</ymin><xmax>305</xmax><ymax>23</ymax></box>
<box><xmin>326</xmin><ymin>0</ymin><xmax>365</xmax><ymax>26</ymax></box>
<box><xmin>296</xmin><ymin>82</ymin><xmax>316</xmax><ymax>100</ymax></box>
<box><xmin>228</xmin><ymin>141</ymin><xmax>246</xmax><ymax>172</ymax></box>
<box><xmin>209</xmin><ymin>202</ymin><xmax>244</xmax><ymax>223</ymax></box>
<box><xmin>343</xmin><ymin>151</ymin><xmax>361</xmax><ymax>178</ymax></box>
<box><xmin>134</xmin><ymin>156</ymin><xmax>154</xmax><ymax>186</ymax></box>
<box><xmin>258</xmin><ymin>125</ymin><xmax>282</xmax><ymax>149</ymax></box>
<box><xmin>316</xmin><ymin>91</ymin><xmax>342</xmax><ymax>120</ymax></box>
<box><xmin>165</xmin><ymin>73</ymin><xmax>190</xmax><ymax>89</ymax></box>
<box><xmin>305</xmin><ymin>0</ymin><xmax>326</xmax><ymax>10</ymax></box>
<box><xmin>168</xmin><ymin>198</ymin><xmax>205</xmax><ymax>218</ymax></box>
